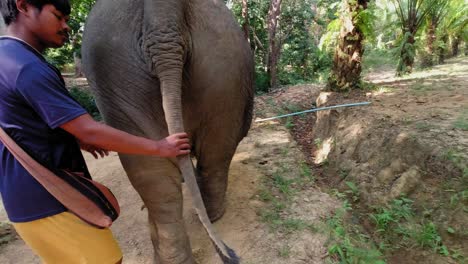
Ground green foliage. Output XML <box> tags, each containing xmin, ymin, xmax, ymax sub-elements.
<box><xmin>45</xmin><ymin>0</ymin><xmax>96</xmax><ymax>69</ymax></box>
<box><xmin>367</xmin><ymin>197</ymin><xmax>460</xmax><ymax>258</ymax></box>
<box><xmin>344</xmin><ymin>181</ymin><xmax>360</xmax><ymax>202</ymax></box>
<box><xmin>354</xmin><ymin>8</ymin><xmax>377</xmax><ymax>43</ymax></box>
<box><xmin>370</xmin><ymin>197</ymin><xmax>414</xmax><ymax>233</ymax></box>
<box><xmin>231</xmin><ymin>0</ymin><xmax>270</xmax><ymax>92</ymax></box>
<box><xmin>299</xmin><ymin>162</ymin><xmax>315</xmax><ymax>183</ymax></box>
<box><xmin>362</xmin><ymin>48</ymin><xmax>398</xmax><ymax>70</ymax></box>
<box><xmin>278</xmin><ymin>0</ymin><xmax>333</xmax><ymax>85</ymax></box>
<box><xmin>454</xmin><ymin>110</ymin><xmax>468</xmax><ymax>131</ymax></box>
<box><xmin>319</xmin><ymin>18</ymin><xmax>341</xmax><ymax>52</ymax></box>
<box><xmin>259</xmin><ymin>197</ymin><xmax>314</xmax><ymax>233</ymax></box>
<box><xmin>68</xmin><ymin>87</ymin><xmax>101</xmax><ymax>120</ymax></box>
<box><xmin>232</xmin><ymin>0</ymin><xmax>335</xmax><ymax>91</ymax></box>
<box><xmin>44</xmin><ymin>47</ymin><xmax>75</xmax><ymax>69</ymax></box>
<box><xmin>272</xmin><ymin>174</ymin><xmax>294</xmax><ymax>195</ymax></box>
<box><xmin>277</xmin><ymin>245</ymin><xmax>291</xmax><ymax>257</ymax></box>
<box><xmin>326</xmin><ymin>209</ymin><xmax>386</xmax><ymax>264</ymax></box>
<box><xmin>443</xmin><ymin>149</ymin><xmax>468</xmax><ymax>178</ymax></box>
<box><xmin>254</xmin><ymin>69</ymin><xmax>270</xmax><ymax>94</ymax></box>
<box><xmin>413</xmin><ymin>222</ymin><xmax>444</xmax><ymax>251</ymax></box>
<box><xmin>395</xmin><ymin>32</ymin><xmax>416</xmax><ymax>75</ymax></box>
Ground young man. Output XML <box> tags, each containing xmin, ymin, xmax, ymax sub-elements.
<box><xmin>0</xmin><ymin>0</ymin><xmax>191</xmax><ymax>263</ymax></box>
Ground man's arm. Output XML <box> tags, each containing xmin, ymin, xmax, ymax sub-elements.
<box><xmin>60</xmin><ymin>114</ymin><xmax>190</xmax><ymax>157</ymax></box>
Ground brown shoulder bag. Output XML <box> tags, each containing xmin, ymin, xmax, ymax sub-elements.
<box><xmin>0</xmin><ymin>127</ymin><xmax>120</xmax><ymax>228</ymax></box>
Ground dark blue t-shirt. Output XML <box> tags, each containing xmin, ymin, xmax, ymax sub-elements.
<box><xmin>0</xmin><ymin>37</ymin><xmax>88</xmax><ymax>222</ymax></box>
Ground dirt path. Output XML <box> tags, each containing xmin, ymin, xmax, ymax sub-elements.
<box><xmin>0</xmin><ymin>104</ymin><xmax>338</xmax><ymax>263</ymax></box>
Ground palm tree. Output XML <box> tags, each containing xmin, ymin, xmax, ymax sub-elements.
<box><xmin>327</xmin><ymin>0</ymin><xmax>371</xmax><ymax>91</ymax></box>
<box><xmin>420</xmin><ymin>1</ymin><xmax>449</xmax><ymax>67</ymax></box>
<box><xmin>393</xmin><ymin>0</ymin><xmax>437</xmax><ymax>75</ymax></box>
<box><xmin>435</xmin><ymin>0</ymin><xmax>467</xmax><ymax>63</ymax></box>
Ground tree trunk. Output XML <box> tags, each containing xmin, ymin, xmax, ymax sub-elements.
<box><xmin>438</xmin><ymin>34</ymin><xmax>448</xmax><ymax>64</ymax></box>
<box><xmin>421</xmin><ymin>18</ymin><xmax>436</xmax><ymax>67</ymax></box>
<box><xmin>74</xmin><ymin>52</ymin><xmax>84</xmax><ymax>77</ymax></box>
<box><xmin>451</xmin><ymin>35</ymin><xmax>461</xmax><ymax>57</ymax></box>
<box><xmin>267</xmin><ymin>0</ymin><xmax>282</xmax><ymax>89</ymax></box>
<box><xmin>241</xmin><ymin>0</ymin><xmax>250</xmax><ymax>43</ymax></box>
<box><xmin>327</xmin><ymin>0</ymin><xmax>368</xmax><ymax>91</ymax></box>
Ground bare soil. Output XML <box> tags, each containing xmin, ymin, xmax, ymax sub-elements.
<box><xmin>0</xmin><ymin>84</ymin><xmax>338</xmax><ymax>263</ymax></box>
<box><xmin>1</xmin><ymin>56</ymin><xmax>466</xmax><ymax>263</ymax></box>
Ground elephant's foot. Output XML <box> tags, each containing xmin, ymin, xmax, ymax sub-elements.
<box><xmin>205</xmin><ymin>201</ymin><xmax>226</xmax><ymax>222</ymax></box>
<box><xmin>150</xmin><ymin>221</ymin><xmax>195</xmax><ymax>264</ymax></box>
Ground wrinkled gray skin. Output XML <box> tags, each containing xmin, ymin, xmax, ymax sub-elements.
<box><xmin>81</xmin><ymin>0</ymin><xmax>253</xmax><ymax>263</ymax></box>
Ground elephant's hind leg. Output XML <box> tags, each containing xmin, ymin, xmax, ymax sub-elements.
<box><xmin>195</xmin><ymin>132</ymin><xmax>238</xmax><ymax>222</ymax></box>
<box><xmin>119</xmin><ymin>155</ymin><xmax>195</xmax><ymax>264</ymax></box>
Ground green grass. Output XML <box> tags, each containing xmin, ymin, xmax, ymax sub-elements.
<box><xmin>260</xmin><ymin>206</ymin><xmax>314</xmax><ymax>233</ymax></box>
<box><xmin>326</xmin><ymin>208</ymin><xmax>386</xmax><ymax>264</ymax></box>
<box><xmin>314</xmin><ymin>138</ymin><xmax>323</xmax><ymax>148</ymax></box>
<box><xmin>413</xmin><ymin>222</ymin><xmax>445</xmax><ymax>253</ymax></box>
<box><xmin>258</xmin><ymin>188</ymin><xmax>274</xmax><ymax>202</ymax></box>
<box><xmin>370</xmin><ymin>198</ymin><xmax>414</xmax><ymax>233</ymax></box>
<box><xmin>367</xmin><ymin>197</ymin><xmax>460</xmax><ymax>259</ymax></box>
<box><xmin>449</xmin><ymin>190</ymin><xmax>468</xmax><ymax>208</ymax></box>
<box><xmin>410</xmin><ymin>83</ymin><xmax>434</xmax><ymax>94</ymax></box>
<box><xmin>272</xmin><ymin>173</ymin><xmax>295</xmax><ymax>196</ymax></box>
<box><xmin>344</xmin><ymin>181</ymin><xmax>360</xmax><ymax>202</ymax></box>
<box><xmin>401</xmin><ymin>116</ymin><xmax>413</xmax><ymax>125</ymax></box>
<box><xmin>258</xmin><ymin>159</ymin><xmax>317</xmax><ymax>234</ymax></box>
<box><xmin>298</xmin><ymin>162</ymin><xmax>315</xmax><ymax>184</ymax></box>
<box><xmin>339</xmin><ymin>169</ymin><xmax>350</xmax><ymax>180</ymax></box>
<box><xmin>285</xmin><ymin>117</ymin><xmax>295</xmax><ymax>129</ymax></box>
<box><xmin>443</xmin><ymin>149</ymin><xmax>468</xmax><ymax>178</ymax></box>
<box><xmin>277</xmin><ymin>245</ymin><xmax>291</xmax><ymax>258</ymax></box>
<box><xmin>415</xmin><ymin>121</ymin><xmax>435</xmax><ymax>131</ymax></box>
<box><xmin>454</xmin><ymin>110</ymin><xmax>468</xmax><ymax>131</ymax></box>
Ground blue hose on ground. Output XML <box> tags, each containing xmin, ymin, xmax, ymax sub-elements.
<box><xmin>255</xmin><ymin>102</ymin><xmax>371</xmax><ymax>123</ymax></box>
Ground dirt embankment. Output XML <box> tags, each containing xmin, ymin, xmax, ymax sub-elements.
<box><xmin>290</xmin><ymin>57</ymin><xmax>468</xmax><ymax>263</ymax></box>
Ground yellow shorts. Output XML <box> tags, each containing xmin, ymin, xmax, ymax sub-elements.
<box><xmin>13</xmin><ymin>211</ymin><xmax>122</xmax><ymax>264</ymax></box>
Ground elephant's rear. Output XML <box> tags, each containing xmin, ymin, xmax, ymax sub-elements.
<box><xmin>188</xmin><ymin>0</ymin><xmax>254</xmax><ymax>142</ymax></box>
<box><xmin>81</xmin><ymin>1</ymin><xmax>162</xmax><ymax>133</ymax></box>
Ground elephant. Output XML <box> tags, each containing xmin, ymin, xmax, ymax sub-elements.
<box><xmin>81</xmin><ymin>0</ymin><xmax>254</xmax><ymax>263</ymax></box>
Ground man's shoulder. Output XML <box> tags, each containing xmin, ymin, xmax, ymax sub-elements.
<box><xmin>0</xmin><ymin>38</ymin><xmax>46</xmax><ymax>71</ymax></box>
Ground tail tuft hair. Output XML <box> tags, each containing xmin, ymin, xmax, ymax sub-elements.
<box><xmin>214</xmin><ymin>241</ymin><xmax>240</xmax><ymax>264</ymax></box>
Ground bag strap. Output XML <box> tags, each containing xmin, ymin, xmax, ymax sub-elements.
<box><xmin>0</xmin><ymin>127</ymin><xmax>112</xmax><ymax>227</ymax></box>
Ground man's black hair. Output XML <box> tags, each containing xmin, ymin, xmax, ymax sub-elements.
<box><xmin>1</xmin><ymin>0</ymin><xmax>71</xmax><ymax>25</ymax></box>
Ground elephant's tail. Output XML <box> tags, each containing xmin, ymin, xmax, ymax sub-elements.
<box><xmin>215</xmin><ymin>242</ymin><xmax>240</xmax><ymax>264</ymax></box>
<box><xmin>178</xmin><ymin>156</ymin><xmax>240</xmax><ymax>264</ymax></box>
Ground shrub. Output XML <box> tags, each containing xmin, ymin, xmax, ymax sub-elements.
<box><xmin>68</xmin><ymin>87</ymin><xmax>101</xmax><ymax>120</ymax></box>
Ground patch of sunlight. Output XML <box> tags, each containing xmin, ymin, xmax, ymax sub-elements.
<box><xmin>370</xmin><ymin>86</ymin><xmax>392</xmax><ymax>96</ymax></box>
<box><xmin>402</xmin><ymin>72</ymin><xmax>440</xmax><ymax>80</ymax></box>
<box><xmin>256</xmin><ymin>130</ymin><xmax>291</xmax><ymax>145</ymax></box>
<box><xmin>343</xmin><ymin>124</ymin><xmax>363</xmax><ymax>141</ymax></box>
<box><xmin>396</xmin><ymin>132</ymin><xmax>409</xmax><ymax>144</ymax></box>
<box><xmin>369</xmin><ymin>74</ymin><xmax>398</xmax><ymax>84</ymax></box>
<box><xmin>257</xmin><ymin>120</ymin><xmax>281</xmax><ymax>127</ymax></box>
<box><xmin>314</xmin><ymin>137</ymin><xmax>334</xmax><ymax>164</ymax></box>
<box><xmin>317</xmin><ymin>92</ymin><xmax>332</xmax><ymax>106</ymax></box>
<box><xmin>233</xmin><ymin>151</ymin><xmax>252</xmax><ymax>162</ymax></box>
